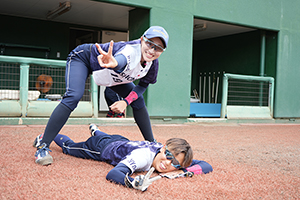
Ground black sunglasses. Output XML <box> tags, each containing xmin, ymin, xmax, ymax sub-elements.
<box><xmin>143</xmin><ymin>36</ymin><xmax>165</xmax><ymax>53</ymax></box>
<box><xmin>164</xmin><ymin>145</ymin><xmax>181</xmax><ymax>169</ymax></box>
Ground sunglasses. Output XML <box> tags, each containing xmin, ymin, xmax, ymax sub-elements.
<box><xmin>143</xmin><ymin>36</ymin><xmax>165</xmax><ymax>53</ymax></box>
<box><xmin>164</xmin><ymin>145</ymin><xmax>182</xmax><ymax>169</ymax></box>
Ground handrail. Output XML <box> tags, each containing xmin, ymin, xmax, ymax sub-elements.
<box><xmin>220</xmin><ymin>73</ymin><xmax>275</xmax><ymax>118</ymax></box>
<box><xmin>0</xmin><ymin>55</ymin><xmax>66</xmax><ymax>67</ymax></box>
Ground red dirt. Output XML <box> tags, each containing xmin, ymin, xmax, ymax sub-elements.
<box><xmin>0</xmin><ymin>123</ymin><xmax>299</xmax><ymax>199</ymax></box>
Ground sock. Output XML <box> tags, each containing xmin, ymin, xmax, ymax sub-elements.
<box><xmin>133</xmin><ymin>106</ymin><xmax>154</xmax><ymax>142</ymax></box>
<box><xmin>54</xmin><ymin>134</ymin><xmax>73</xmax><ymax>148</ymax></box>
<box><xmin>40</xmin><ymin>103</ymin><xmax>72</xmax><ymax>147</ymax></box>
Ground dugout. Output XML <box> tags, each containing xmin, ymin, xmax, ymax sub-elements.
<box><xmin>0</xmin><ymin>1</ymin><xmax>299</xmax><ymax>125</ymax></box>
<box><xmin>190</xmin><ymin>19</ymin><xmax>277</xmax><ymax>118</ymax></box>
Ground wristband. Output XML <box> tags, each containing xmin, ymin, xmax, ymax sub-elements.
<box><xmin>124</xmin><ymin>91</ymin><xmax>138</xmax><ymax>105</ymax></box>
<box><xmin>186</xmin><ymin>165</ymin><xmax>202</xmax><ymax>175</ymax></box>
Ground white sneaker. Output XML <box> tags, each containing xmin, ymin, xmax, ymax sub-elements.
<box><xmin>35</xmin><ymin>143</ymin><xmax>53</xmax><ymax>166</ymax></box>
<box><xmin>89</xmin><ymin>124</ymin><xmax>99</xmax><ymax>136</ymax></box>
<box><xmin>33</xmin><ymin>133</ymin><xmax>44</xmax><ymax>148</ymax></box>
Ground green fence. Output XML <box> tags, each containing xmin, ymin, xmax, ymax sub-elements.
<box><xmin>0</xmin><ymin>55</ymin><xmax>98</xmax><ymax>118</ymax></box>
<box><xmin>221</xmin><ymin>73</ymin><xmax>274</xmax><ymax>119</ymax></box>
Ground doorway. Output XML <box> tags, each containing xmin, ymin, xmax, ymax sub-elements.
<box><xmin>191</xmin><ymin>18</ymin><xmax>277</xmax><ymax>118</ymax></box>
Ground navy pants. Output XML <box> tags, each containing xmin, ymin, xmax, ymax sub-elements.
<box><xmin>54</xmin><ymin>131</ymin><xmax>128</xmax><ymax>161</ymax></box>
<box><xmin>105</xmin><ymin>87</ymin><xmax>121</xmax><ymax>107</ymax></box>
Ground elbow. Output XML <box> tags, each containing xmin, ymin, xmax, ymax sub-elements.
<box><xmin>106</xmin><ymin>170</ymin><xmax>114</xmax><ymax>181</ymax></box>
<box><xmin>203</xmin><ymin>163</ymin><xmax>213</xmax><ymax>174</ymax></box>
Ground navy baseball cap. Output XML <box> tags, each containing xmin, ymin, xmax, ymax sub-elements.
<box><xmin>143</xmin><ymin>26</ymin><xmax>169</xmax><ymax>48</ymax></box>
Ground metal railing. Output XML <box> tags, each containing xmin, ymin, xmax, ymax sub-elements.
<box><xmin>0</xmin><ymin>55</ymin><xmax>98</xmax><ymax>117</ymax></box>
<box><xmin>221</xmin><ymin>73</ymin><xmax>275</xmax><ymax>118</ymax></box>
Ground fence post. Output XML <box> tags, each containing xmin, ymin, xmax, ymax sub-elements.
<box><xmin>91</xmin><ymin>75</ymin><xmax>98</xmax><ymax>118</ymax></box>
<box><xmin>259</xmin><ymin>31</ymin><xmax>266</xmax><ymax>106</ymax></box>
<box><xmin>19</xmin><ymin>64</ymin><xmax>29</xmax><ymax>117</ymax></box>
<box><xmin>220</xmin><ymin>74</ymin><xmax>228</xmax><ymax>118</ymax></box>
<box><xmin>269</xmin><ymin>78</ymin><xmax>275</xmax><ymax>117</ymax></box>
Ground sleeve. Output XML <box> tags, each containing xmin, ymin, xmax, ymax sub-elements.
<box><xmin>139</xmin><ymin>59</ymin><xmax>159</xmax><ymax>85</ymax></box>
<box><xmin>181</xmin><ymin>159</ymin><xmax>213</xmax><ymax>174</ymax></box>
<box><xmin>106</xmin><ymin>163</ymin><xmax>133</xmax><ymax>186</ymax></box>
<box><xmin>113</xmin><ymin>54</ymin><xmax>127</xmax><ymax>73</ymax></box>
<box><xmin>119</xmin><ymin>148</ymin><xmax>151</xmax><ymax>173</ymax></box>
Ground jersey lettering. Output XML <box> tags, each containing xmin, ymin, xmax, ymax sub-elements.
<box><xmin>128</xmin><ymin>158</ymin><xmax>137</xmax><ymax>170</ymax></box>
<box><xmin>119</xmin><ymin>72</ymin><xmax>136</xmax><ymax>82</ymax></box>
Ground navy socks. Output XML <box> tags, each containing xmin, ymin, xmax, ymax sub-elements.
<box><xmin>133</xmin><ymin>106</ymin><xmax>154</xmax><ymax>142</ymax></box>
<box><xmin>41</xmin><ymin>103</ymin><xmax>72</xmax><ymax>147</ymax></box>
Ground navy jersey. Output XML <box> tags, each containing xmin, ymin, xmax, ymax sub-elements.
<box><xmin>90</xmin><ymin>40</ymin><xmax>159</xmax><ymax>86</ymax></box>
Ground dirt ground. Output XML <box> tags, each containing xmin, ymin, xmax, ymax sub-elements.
<box><xmin>0</xmin><ymin>122</ymin><xmax>299</xmax><ymax>199</ymax></box>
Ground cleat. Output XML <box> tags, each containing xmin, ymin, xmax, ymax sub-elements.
<box><xmin>116</xmin><ymin>113</ymin><xmax>124</xmax><ymax>118</ymax></box>
<box><xmin>35</xmin><ymin>143</ymin><xmax>53</xmax><ymax>166</ymax></box>
<box><xmin>89</xmin><ymin>124</ymin><xmax>99</xmax><ymax>136</ymax></box>
<box><xmin>33</xmin><ymin>133</ymin><xmax>44</xmax><ymax>148</ymax></box>
<box><xmin>106</xmin><ymin>110</ymin><xmax>114</xmax><ymax>118</ymax></box>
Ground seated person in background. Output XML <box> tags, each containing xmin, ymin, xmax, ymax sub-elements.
<box><xmin>34</xmin><ymin>124</ymin><xmax>213</xmax><ymax>191</ymax></box>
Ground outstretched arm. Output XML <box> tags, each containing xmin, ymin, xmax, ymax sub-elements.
<box><xmin>106</xmin><ymin>163</ymin><xmax>132</xmax><ymax>185</ymax></box>
<box><xmin>183</xmin><ymin>159</ymin><xmax>213</xmax><ymax>174</ymax></box>
<box><xmin>106</xmin><ymin>163</ymin><xmax>161</xmax><ymax>192</ymax></box>
<box><xmin>160</xmin><ymin>159</ymin><xmax>213</xmax><ymax>179</ymax></box>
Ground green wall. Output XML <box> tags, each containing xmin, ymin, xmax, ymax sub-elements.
<box><xmin>146</xmin><ymin>6</ymin><xmax>194</xmax><ymax>118</ymax></box>
<box><xmin>192</xmin><ymin>31</ymin><xmax>261</xmax><ymax>88</ymax></box>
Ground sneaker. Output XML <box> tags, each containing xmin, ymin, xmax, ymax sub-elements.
<box><xmin>106</xmin><ymin>110</ymin><xmax>114</xmax><ymax>118</ymax></box>
<box><xmin>89</xmin><ymin>123</ymin><xmax>99</xmax><ymax>136</ymax></box>
<box><xmin>35</xmin><ymin>143</ymin><xmax>53</xmax><ymax>166</ymax></box>
<box><xmin>106</xmin><ymin>110</ymin><xmax>124</xmax><ymax>118</ymax></box>
<box><xmin>116</xmin><ymin>112</ymin><xmax>124</xmax><ymax>118</ymax></box>
<box><xmin>32</xmin><ymin>133</ymin><xmax>44</xmax><ymax>148</ymax></box>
